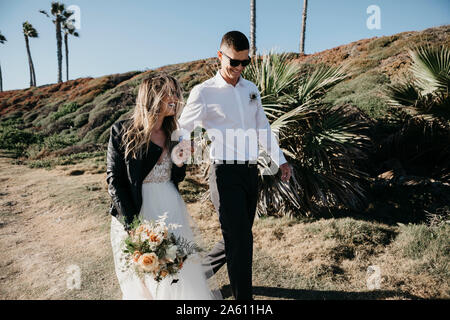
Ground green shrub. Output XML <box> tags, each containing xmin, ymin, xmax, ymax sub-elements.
<box><xmin>323</xmin><ymin>218</ymin><xmax>396</xmax><ymax>246</ymax></box>
<box><xmin>27</xmin><ymin>159</ymin><xmax>53</xmax><ymax>169</ymax></box>
<box><xmin>0</xmin><ymin>126</ymin><xmax>40</xmax><ymax>149</ymax></box>
<box><xmin>50</xmin><ymin>102</ymin><xmax>79</xmax><ymax>121</ymax></box>
<box><xmin>42</xmin><ymin>134</ymin><xmax>79</xmax><ymax>151</ymax></box>
<box><xmin>74</xmin><ymin>113</ymin><xmax>89</xmax><ymax>128</ymax></box>
<box><xmin>57</xmin><ymin>151</ymin><xmax>106</xmax><ymax>165</ymax></box>
<box><xmin>0</xmin><ymin>116</ymin><xmax>24</xmax><ymax>127</ymax></box>
<box><xmin>368</xmin><ymin>35</ymin><xmax>400</xmax><ymax>51</ymax></box>
<box><xmin>324</xmin><ymin>71</ymin><xmax>390</xmax><ymax>119</ymax></box>
<box><xmin>23</xmin><ymin>110</ymin><xmax>40</xmax><ymax>124</ymax></box>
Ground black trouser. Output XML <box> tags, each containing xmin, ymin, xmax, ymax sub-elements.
<box><xmin>203</xmin><ymin>161</ymin><xmax>259</xmax><ymax>300</ymax></box>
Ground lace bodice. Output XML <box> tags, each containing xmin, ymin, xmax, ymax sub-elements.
<box><xmin>143</xmin><ymin>151</ymin><xmax>172</xmax><ymax>184</ymax></box>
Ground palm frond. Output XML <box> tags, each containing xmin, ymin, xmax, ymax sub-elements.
<box><xmin>281</xmin><ymin>104</ymin><xmax>370</xmax><ymax>213</ymax></box>
<box><xmin>377</xmin><ymin>112</ymin><xmax>450</xmax><ymax>182</ymax></box>
<box><xmin>256</xmin><ymin>150</ymin><xmax>306</xmax><ymax>217</ymax></box>
<box><xmin>22</xmin><ymin>22</ymin><xmax>39</xmax><ymax>38</ymax></box>
<box><xmin>385</xmin><ymin>81</ymin><xmax>420</xmax><ymax>108</ymax></box>
<box><xmin>297</xmin><ymin>62</ymin><xmax>351</xmax><ymax>104</ymax></box>
<box><xmin>243</xmin><ymin>50</ymin><xmax>301</xmax><ymax>105</ymax></box>
<box><xmin>0</xmin><ymin>31</ymin><xmax>6</xmax><ymax>44</ymax></box>
<box><xmin>51</xmin><ymin>1</ymin><xmax>66</xmax><ymax>17</ymax></box>
<box><xmin>409</xmin><ymin>44</ymin><xmax>450</xmax><ymax>95</ymax></box>
<box><xmin>62</xmin><ymin>19</ymin><xmax>80</xmax><ymax>37</ymax></box>
<box><xmin>39</xmin><ymin>10</ymin><xmax>50</xmax><ymax>18</ymax></box>
<box><xmin>385</xmin><ymin>45</ymin><xmax>450</xmax><ymax>122</ymax></box>
<box><xmin>269</xmin><ymin>100</ymin><xmax>316</xmax><ymax>135</ymax></box>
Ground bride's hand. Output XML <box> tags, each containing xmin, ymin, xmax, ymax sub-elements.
<box><xmin>171</xmin><ymin>139</ymin><xmax>192</xmax><ymax>167</ymax></box>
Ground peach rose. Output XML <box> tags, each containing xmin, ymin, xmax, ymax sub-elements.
<box><xmin>138</xmin><ymin>253</ymin><xmax>159</xmax><ymax>272</ymax></box>
<box><xmin>149</xmin><ymin>232</ymin><xmax>163</xmax><ymax>245</ymax></box>
<box><xmin>135</xmin><ymin>225</ymin><xmax>147</xmax><ymax>234</ymax></box>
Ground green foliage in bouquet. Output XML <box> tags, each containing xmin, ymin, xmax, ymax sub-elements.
<box><xmin>121</xmin><ymin>214</ymin><xmax>202</xmax><ymax>282</ymax></box>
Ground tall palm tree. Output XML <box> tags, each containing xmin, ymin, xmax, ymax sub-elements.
<box><xmin>0</xmin><ymin>31</ymin><xmax>6</xmax><ymax>92</ymax></box>
<box><xmin>300</xmin><ymin>0</ymin><xmax>308</xmax><ymax>54</ymax></box>
<box><xmin>250</xmin><ymin>0</ymin><xmax>256</xmax><ymax>57</ymax></box>
<box><xmin>62</xmin><ymin>17</ymin><xmax>79</xmax><ymax>81</ymax></box>
<box><xmin>23</xmin><ymin>22</ymin><xmax>38</xmax><ymax>87</ymax></box>
<box><xmin>40</xmin><ymin>2</ymin><xmax>73</xmax><ymax>83</ymax></box>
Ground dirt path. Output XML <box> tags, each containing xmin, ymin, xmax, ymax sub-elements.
<box><xmin>0</xmin><ymin>153</ymin><xmax>226</xmax><ymax>300</ymax></box>
<box><xmin>0</xmin><ymin>154</ymin><xmax>121</xmax><ymax>299</ymax></box>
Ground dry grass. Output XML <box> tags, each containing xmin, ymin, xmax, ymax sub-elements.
<box><xmin>0</xmin><ymin>153</ymin><xmax>117</xmax><ymax>299</ymax></box>
<box><xmin>0</xmin><ymin>152</ymin><xmax>448</xmax><ymax>300</ymax></box>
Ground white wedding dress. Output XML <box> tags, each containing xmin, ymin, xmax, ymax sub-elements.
<box><xmin>110</xmin><ymin>151</ymin><xmax>221</xmax><ymax>300</ymax></box>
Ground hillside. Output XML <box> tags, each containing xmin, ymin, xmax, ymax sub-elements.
<box><xmin>1</xmin><ymin>25</ymin><xmax>449</xmax><ymax>158</ymax></box>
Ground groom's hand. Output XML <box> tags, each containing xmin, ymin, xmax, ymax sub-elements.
<box><xmin>279</xmin><ymin>162</ymin><xmax>292</xmax><ymax>182</ymax></box>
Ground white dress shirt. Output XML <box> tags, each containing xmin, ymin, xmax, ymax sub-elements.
<box><xmin>178</xmin><ymin>71</ymin><xmax>287</xmax><ymax>167</ymax></box>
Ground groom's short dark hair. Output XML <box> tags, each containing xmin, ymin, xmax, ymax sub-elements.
<box><xmin>220</xmin><ymin>31</ymin><xmax>249</xmax><ymax>51</ymax></box>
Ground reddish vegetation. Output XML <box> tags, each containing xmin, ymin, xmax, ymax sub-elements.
<box><xmin>1</xmin><ymin>25</ymin><xmax>448</xmax><ymax>119</ymax></box>
<box><xmin>0</xmin><ymin>78</ymin><xmax>94</xmax><ymax>116</ymax></box>
<box><xmin>0</xmin><ymin>72</ymin><xmax>144</xmax><ymax>118</ymax></box>
<box><xmin>294</xmin><ymin>26</ymin><xmax>450</xmax><ymax>82</ymax></box>
<box><xmin>295</xmin><ymin>38</ymin><xmax>374</xmax><ymax>66</ymax></box>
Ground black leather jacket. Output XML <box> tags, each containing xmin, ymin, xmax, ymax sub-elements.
<box><xmin>106</xmin><ymin>119</ymin><xmax>187</xmax><ymax>230</ymax></box>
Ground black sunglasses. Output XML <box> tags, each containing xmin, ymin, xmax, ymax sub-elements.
<box><xmin>220</xmin><ymin>51</ymin><xmax>251</xmax><ymax>67</ymax></box>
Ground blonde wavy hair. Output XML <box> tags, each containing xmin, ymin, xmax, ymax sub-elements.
<box><xmin>121</xmin><ymin>74</ymin><xmax>184</xmax><ymax>160</ymax></box>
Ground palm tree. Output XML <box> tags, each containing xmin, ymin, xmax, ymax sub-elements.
<box><xmin>243</xmin><ymin>53</ymin><xmax>371</xmax><ymax>217</ymax></box>
<box><xmin>0</xmin><ymin>31</ymin><xmax>6</xmax><ymax>92</ymax></box>
<box><xmin>40</xmin><ymin>2</ymin><xmax>73</xmax><ymax>83</ymax></box>
<box><xmin>62</xmin><ymin>17</ymin><xmax>79</xmax><ymax>81</ymax></box>
<box><xmin>23</xmin><ymin>22</ymin><xmax>38</xmax><ymax>87</ymax></box>
<box><xmin>300</xmin><ymin>0</ymin><xmax>308</xmax><ymax>54</ymax></box>
<box><xmin>250</xmin><ymin>0</ymin><xmax>256</xmax><ymax>57</ymax></box>
<box><xmin>383</xmin><ymin>45</ymin><xmax>450</xmax><ymax>181</ymax></box>
<box><xmin>386</xmin><ymin>45</ymin><xmax>450</xmax><ymax>120</ymax></box>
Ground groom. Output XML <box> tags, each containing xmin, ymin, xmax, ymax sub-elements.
<box><xmin>177</xmin><ymin>31</ymin><xmax>291</xmax><ymax>300</ymax></box>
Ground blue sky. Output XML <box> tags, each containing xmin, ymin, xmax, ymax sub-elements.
<box><xmin>0</xmin><ymin>0</ymin><xmax>449</xmax><ymax>91</ymax></box>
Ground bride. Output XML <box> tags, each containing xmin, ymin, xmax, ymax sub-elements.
<box><xmin>106</xmin><ymin>74</ymin><xmax>220</xmax><ymax>300</ymax></box>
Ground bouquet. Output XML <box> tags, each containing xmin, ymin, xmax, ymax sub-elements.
<box><xmin>122</xmin><ymin>212</ymin><xmax>201</xmax><ymax>283</ymax></box>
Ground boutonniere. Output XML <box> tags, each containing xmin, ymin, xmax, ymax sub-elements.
<box><xmin>249</xmin><ymin>92</ymin><xmax>258</xmax><ymax>104</ymax></box>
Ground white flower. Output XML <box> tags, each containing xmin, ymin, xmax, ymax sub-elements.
<box><xmin>168</xmin><ymin>223</ymin><xmax>182</xmax><ymax>230</ymax></box>
<box><xmin>166</xmin><ymin>245</ymin><xmax>178</xmax><ymax>262</ymax></box>
<box><xmin>156</xmin><ymin>212</ymin><xmax>169</xmax><ymax>223</ymax></box>
<box><xmin>139</xmin><ymin>231</ymin><xmax>150</xmax><ymax>242</ymax></box>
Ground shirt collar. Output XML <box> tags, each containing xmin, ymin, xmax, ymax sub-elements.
<box><xmin>215</xmin><ymin>70</ymin><xmax>244</xmax><ymax>88</ymax></box>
